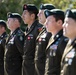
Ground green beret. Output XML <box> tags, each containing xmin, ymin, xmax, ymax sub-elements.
<box><xmin>44</xmin><ymin>9</ymin><xmax>64</xmax><ymax>18</ymax></box>
<box><xmin>40</xmin><ymin>4</ymin><xmax>55</xmax><ymax>10</ymax></box>
<box><xmin>65</xmin><ymin>9</ymin><xmax>76</xmax><ymax>20</ymax></box>
<box><xmin>7</xmin><ymin>12</ymin><xmax>22</xmax><ymax>23</ymax></box>
<box><xmin>23</xmin><ymin>4</ymin><xmax>38</xmax><ymax>15</ymax></box>
<box><xmin>0</xmin><ymin>20</ymin><xmax>6</xmax><ymax>29</ymax></box>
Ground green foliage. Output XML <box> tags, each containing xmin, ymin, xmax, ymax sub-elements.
<box><xmin>73</xmin><ymin>1</ymin><xmax>76</xmax><ymax>8</ymax></box>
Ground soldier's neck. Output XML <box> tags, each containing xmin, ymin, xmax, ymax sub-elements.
<box><xmin>11</xmin><ymin>27</ymin><xmax>19</xmax><ymax>34</ymax></box>
<box><xmin>52</xmin><ymin>29</ymin><xmax>61</xmax><ymax>37</ymax></box>
<box><xmin>0</xmin><ymin>31</ymin><xmax>6</xmax><ymax>36</ymax></box>
<box><xmin>28</xmin><ymin>20</ymin><xmax>35</xmax><ymax>29</ymax></box>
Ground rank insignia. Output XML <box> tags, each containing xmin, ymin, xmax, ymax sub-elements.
<box><xmin>50</xmin><ymin>44</ymin><xmax>57</xmax><ymax>50</ymax></box>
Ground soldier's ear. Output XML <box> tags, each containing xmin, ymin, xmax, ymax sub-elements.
<box><xmin>31</xmin><ymin>14</ymin><xmax>35</xmax><ymax>20</ymax></box>
<box><xmin>57</xmin><ymin>20</ymin><xmax>63</xmax><ymax>26</ymax></box>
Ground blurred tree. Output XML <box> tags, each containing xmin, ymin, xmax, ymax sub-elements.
<box><xmin>42</xmin><ymin>0</ymin><xmax>76</xmax><ymax>9</ymax></box>
<box><xmin>73</xmin><ymin>0</ymin><xmax>76</xmax><ymax>8</ymax></box>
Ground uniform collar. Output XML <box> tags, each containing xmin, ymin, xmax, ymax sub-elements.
<box><xmin>25</xmin><ymin>20</ymin><xmax>38</xmax><ymax>31</ymax></box>
<box><xmin>36</xmin><ymin>25</ymin><xmax>46</xmax><ymax>40</ymax></box>
<box><xmin>53</xmin><ymin>29</ymin><xmax>63</xmax><ymax>40</ymax></box>
<box><xmin>40</xmin><ymin>26</ymin><xmax>46</xmax><ymax>34</ymax></box>
<box><xmin>42</xmin><ymin>26</ymin><xmax>46</xmax><ymax>31</ymax></box>
<box><xmin>29</xmin><ymin>20</ymin><xmax>38</xmax><ymax>29</ymax></box>
<box><xmin>0</xmin><ymin>32</ymin><xmax>7</xmax><ymax>38</ymax></box>
<box><xmin>67</xmin><ymin>38</ymin><xmax>76</xmax><ymax>47</ymax></box>
<box><xmin>11</xmin><ymin>27</ymin><xmax>20</xmax><ymax>35</ymax></box>
<box><xmin>71</xmin><ymin>38</ymin><xmax>76</xmax><ymax>47</ymax></box>
<box><xmin>46</xmin><ymin>30</ymin><xmax>63</xmax><ymax>50</ymax></box>
<box><xmin>42</xmin><ymin>25</ymin><xmax>46</xmax><ymax>29</ymax></box>
<box><xmin>61</xmin><ymin>38</ymin><xmax>76</xmax><ymax>62</ymax></box>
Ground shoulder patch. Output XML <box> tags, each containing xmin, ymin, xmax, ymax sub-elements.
<box><xmin>19</xmin><ymin>36</ymin><xmax>23</xmax><ymax>41</ymax></box>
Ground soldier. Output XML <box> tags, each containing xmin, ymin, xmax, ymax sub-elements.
<box><xmin>38</xmin><ymin>3</ymin><xmax>55</xmax><ymax>25</ymax></box>
<box><xmin>4</xmin><ymin>12</ymin><xmax>25</xmax><ymax>75</ymax></box>
<box><xmin>0</xmin><ymin>20</ymin><xmax>7</xmax><ymax>75</ymax></box>
<box><xmin>22</xmin><ymin>4</ymin><xmax>43</xmax><ymax>75</ymax></box>
<box><xmin>44</xmin><ymin>9</ymin><xmax>68</xmax><ymax>75</ymax></box>
<box><xmin>60</xmin><ymin>9</ymin><xmax>76</xmax><ymax>75</ymax></box>
<box><xmin>35</xmin><ymin>4</ymin><xmax>55</xmax><ymax>75</ymax></box>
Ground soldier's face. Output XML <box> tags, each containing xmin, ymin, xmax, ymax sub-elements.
<box><xmin>45</xmin><ymin>15</ymin><xmax>57</xmax><ymax>33</ymax></box>
<box><xmin>63</xmin><ymin>17</ymin><xmax>76</xmax><ymax>38</ymax></box>
<box><xmin>7</xmin><ymin>18</ymin><xmax>14</xmax><ymax>30</ymax></box>
<box><xmin>37</xmin><ymin>10</ymin><xmax>46</xmax><ymax>25</ymax></box>
<box><xmin>22</xmin><ymin>10</ymin><xmax>32</xmax><ymax>24</ymax></box>
<box><xmin>0</xmin><ymin>26</ymin><xmax>3</xmax><ymax>35</ymax></box>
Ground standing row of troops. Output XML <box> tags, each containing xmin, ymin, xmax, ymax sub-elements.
<box><xmin>0</xmin><ymin>3</ymin><xmax>76</xmax><ymax>75</ymax></box>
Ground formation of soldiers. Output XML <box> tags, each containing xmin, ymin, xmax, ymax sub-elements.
<box><xmin>0</xmin><ymin>3</ymin><xmax>76</xmax><ymax>75</ymax></box>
